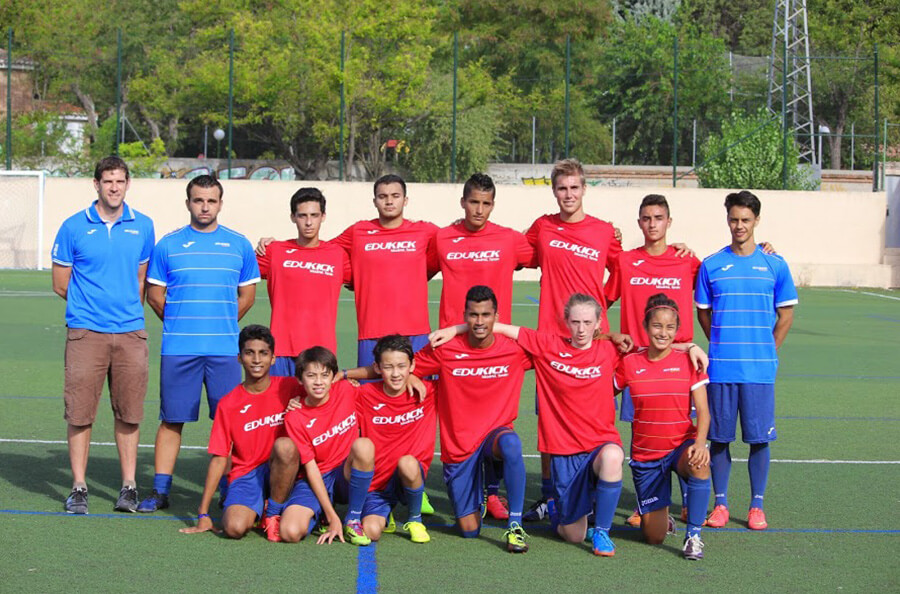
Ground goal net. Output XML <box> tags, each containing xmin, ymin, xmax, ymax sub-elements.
<box><xmin>0</xmin><ymin>171</ymin><xmax>45</xmax><ymax>269</ymax></box>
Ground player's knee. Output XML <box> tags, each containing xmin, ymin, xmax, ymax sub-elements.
<box><xmin>280</xmin><ymin>522</ymin><xmax>307</xmax><ymax>543</ymax></box>
<box><xmin>644</xmin><ymin>531</ymin><xmax>666</xmax><ymax>545</ymax></box>
<box><xmin>396</xmin><ymin>455</ymin><xmax>421</xmax><ymax>481</ymax></box>
<box><xmin>363</xmin><ymin>518</ymin><xmax>383</xmax><ymax>541</ymax></box>
<box><xmin>271</xmin><ymin>436</ymin><xmax>299</xmax><ymax>465</ymax></box>
<box><xmin>600</xmin><ymin>445</ymin><xmax>625</xmax><ymax>467</ymax></box>
<box><xmin>351</xmin><ymin>437</ymin><xmax>375</xmax><ymax>463</ymax></box>
<box><xmin>223</xmin><ymin>519</ymin><xmax>251</xmax><ymax>540</ymax></box>
<box><xmin>496</xmin><ymin>431</ymin><xmax>522</xmax><ymax>460</ymax></box>
<box><xmin>688</xmin><ymin>464</ymin><xmax>710</xmax><ymax>480</ymax></box>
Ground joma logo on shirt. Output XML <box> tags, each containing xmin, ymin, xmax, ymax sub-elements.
<box><xmin>283</xmin><ymin>260</ymin><xmax>335</xmax><ymax>275</ymax></box>
<box><xmin>243</xmin><ymin>412</ymin><xmax>285</xmax><ymax>432</ymax></box>
<box><xmin>373</xmin><ymin>407</ymin><xmax>425</xmax><ymax>425</ymax></box>
<box><xmin>311</xmin><ymin>413</ymin><xmax>357</xmax><ymax>446</ymax></box>
<box><xmin>548</xmin><ymin>239</ymin><xmax>599</xmax><ymax>261</ymax></box>
<box><xmin>364</xmin><ymin>241</ymin><xmax>417</xmax><ymax>252</ymax></box>
<box><xmin>629</xmin><ymin>277</ymin><xmax>681</xmax><ymax>289</ymax></box>
<box><xmin>451</xmin><ymin>365</ymin><xmax>510</xmax><ymax>379</ymax></box>
<box><xmin>446</xmin><ymin>250</ymin><xmax>500</xmax><ymax>261</ymax></box>
<box><xmin>550</xmin><ymin>360</ymin><xmax>603</xmax><ymax>379</ymax></box>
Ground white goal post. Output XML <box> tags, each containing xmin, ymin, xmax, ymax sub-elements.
<box><xmin>0</xmin><ymin>170</ymin><xmax>45</xmax><ymax>270</ymax></box>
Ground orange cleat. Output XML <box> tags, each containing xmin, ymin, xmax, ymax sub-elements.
<box><xmin>486</xmin><ymin>494</ymin><xmax>510</xmax><ymax>520</ymax></box>
<box><xmin>704</xmin><ymin>505</ymin><xmax>729</xmax><ymax>528</ymax></box>
<box><xmin>262</xmin><ymin>513</ymin><xmax>282</xmax><ymax>542</ymax></box>
<box><xmin>747</xmin><ymin>507</ymin><xmax>768</xmax><ymax>530</ymax></box>
<box><xmin>625</xmin><ymin>509</ymin><xmax>642</xmax><ymax>527</ymax></box>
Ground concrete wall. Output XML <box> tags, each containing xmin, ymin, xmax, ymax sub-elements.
<box><xmin>42</xmin><ymin>178</ymin><xmax>893</xmax><ymax>288</ymax></box>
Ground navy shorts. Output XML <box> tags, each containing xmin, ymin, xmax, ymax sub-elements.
<box><xmin>630</xmin><ymin>440</ymin><xmax>692</xmax><ymax>515</ymax></box>
<box><xmin>619</xmin><ymin>387</ymin><xmax>635</xmax><ymax>422</ymax></box>
<box><xmin>361</xmin><ymin>463</ymin><xmax>426</xmax><ymax>520</ymax></box>
<box><xmin>551</xmin><ymin>445</ymin><xmax>610</xmax><ymax>525</ymax></box>
<box><xmin>707</xmin><ymin>383</ymin><xmax>777</xmax><ymax>443</ymax></box>
<box><xmin>357</xmin><ymin>333</ymin><xmax>430</xmax><ymax>368</ymax></box>
<box><xmin>159</xmin><ymin>355</ymin><xmax>241</xmax><ymax>422</ymax></box>
<box><xmin>443</xmin><ymin>427</ymin><xmax>510</xmax><ymax>519</ymax></box>
<box><xmin>270</xmin><ymin>356</ymin><xmax>296</xmax><ymax>378</ymax></box>
<box><xmin>223</xmin><ymin>463</ymin><xmax>269</xmax><ymax>518</ymax></box>
<box><xmin>284</xmin><ymin>463</ymin><xmax>349</xmax><ymax>523</ymax></box>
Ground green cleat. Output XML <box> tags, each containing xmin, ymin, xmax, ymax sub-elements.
<box><xmin>420</xmin><ymin>491</ymin><xmax>435</xmax><ymax>515</ymax></box>
<box><xmin>403</xmin><ymin>521</ymin><xmax>431</xmax><ymax>543</ymax></box>
<box><xmin>344</xmin><ymin>520</ymin><xmax>372</xmax><ymax>546</ymax></box>
<box><xmin>505</xmin><ymin>522</ymin><xmax>529</xmax><ymax>553</ymax></box>
<box><xmin>383</xmin><ymin>512</ymin><xmax>397</xmax><ymax>534</ymax></box>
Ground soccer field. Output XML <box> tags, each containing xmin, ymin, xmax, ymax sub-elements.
<box><xmin>1</xmin><ymin>270</ymin><xmax>898</xmax><ymax>593</ymax></box>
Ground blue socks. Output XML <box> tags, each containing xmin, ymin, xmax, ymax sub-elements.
<box><xmin>541</xmin><ymin>477</ymin><xmax>553</xmax><ymax>500</ymax></box>
<box><xmin>345</xmin><ymin>468</ymin><xmax>374</xmax><ymax>523</ymax></box>
<box><xmin>686</xmin><ymin>475</ymin><xmax>711</xmax><ymax>538</ymax></box>
<box><xmin>593</xmin><ymin>479</ymin><xmax>623</xmax><ymax>531</ymax></box>
<box><xmin>710</xmin><ymin>442</ymin><xmax>732</xmax><ymax>507</ymax></box>
<box><xmin>404</xmin><ymin>483</ymin><xmax>425</xmax><ymax>524</ymax></box>
<box><xmin>218</xmin><ymin>476</ymin><xmax>228</xmax><ymax>501</ymax></box>
<box><xmin>153</xmin><ymin>473</ymin><xmax>173</xmax><ymax>495</ymax></box>
<box><xmin>461</xmin><ymin>528</ymin><xmax>480</xmax><ymax>538</ymax></box>
<box><xmin>266</xmin><ymin>498</ymin><xmax>285</xmax><ymax>517</ymax></box>
<box><xmin>485</xmin><ymin>459</ymin><xmax>501</xmax><ymax>496</ymax></box>
<box><xmin>678</xmin><ymin>475</ymin><xmax>689</xmax><ymax>509</ymax></box>
<box><xmin>748</xmin><ymin>443</ymin><xmax>770</xmax><ymax>509</ymax></box>
<box><xmin>496</xmin><ymin>431</ymin><xmax>526</xmax><ymax>527</ymax></box>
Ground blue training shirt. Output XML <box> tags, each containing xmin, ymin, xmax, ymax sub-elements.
<box><xmin>52</xmin><ymin>201</ymin><xmax>155</xmax><ymax>333</ymax></box>
<box><xmin>147</xmin><ymin>225</ymin><xmax>260</xmax><ymax>356</ymax></box>
<box><xmin>694</xmin><ymin>245</ymin><xmax>798</xmax><ymax>384</ymax></box>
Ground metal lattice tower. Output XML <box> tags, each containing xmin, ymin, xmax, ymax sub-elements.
<box><xmin>767</xmin><ymin>0</ymin><xmax>816</xmax><ymax>164</ymax></box>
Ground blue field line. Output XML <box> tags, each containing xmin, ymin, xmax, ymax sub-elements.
<box><xmin>526</xmin><ymin>295</ymin><xmax>539</xmax><ymax>304</ymax></box>
<box><xmin>781</xmin><ymin>373</ymin><xmax>900</xmax><ymax>381</ymax></box>
<box><xmin>356</xmin><ymin>542</ymin><xmax>378</xmax><ymax>594</ymax></box>
<box><xmin>866</xmin><ymin>314</ymin><xmax>900</xmax><ymax>323</ymax></box>
<box><xmin>777</xmin><ymin>415</ymin><xmax>900</xmax><ymax>421</ymax></box>
<box><xmin>417</xmin><ymin>522</ymin><xmax>900</xmax><ymax>535</ymax></box>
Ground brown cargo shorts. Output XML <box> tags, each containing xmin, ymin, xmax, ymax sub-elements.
<box><xmin>63</xmin><ymin>328</ymin><xmax>149</xmax><ymax>426</ymax></box>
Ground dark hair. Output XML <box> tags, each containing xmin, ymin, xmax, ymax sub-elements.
<box><xmin>239</xmin><ymin>324</ymin><xmax>275</xmax><ymax>351</ymax></box>
<box><xmin>290</xmin><ymin>187</ymin><xmax>326</xmax><ymax>215</ymax></box>
<box><xmin>464</xmin><ymin>285</ymin><xmax>498</xmax><ymax>313</ymax></box>
<box><xmin>186</xmin><ymin>174</ymin><xmax>223</xmax><ymax>200</ymax></box>
<box><xmin>463</xmin><ymin>173</ymin><xmax>495</xmax><ymax>200</ymax></box>
<box><xmin>94</xmin><ymin>156</ymin><xmax>130</xmax><ymax>181</ymax></box>
<box><xmin>297</xmin><ymin>346</ymin><xmax>338</xmax><ymax>377</ymax></box>
<box><xmin>374</xmin><ymin>174</ymin><xmax>407</xmax><ymax>197</ymax></box>
<box><xmin>642</xmin><ymin>293</ymin><xmax>680</xmax><ymax>329</ymax></box>
<box><xmin>550</xmin><ymin>158</ymin><xmax>585</xmax><ymax>187</ymax></box>
<box><xmin>639</xmin><ymin>194</ymin><xmax>670</xmax><ymax>217</ymax></box>
<box><xmin>724</xmin><ymin>190</ymin><xmax>761</xmax><ymax>217</ymax></box>
<box><xmin>373</xmin><ymin>334</ymin><xmax>414</xmax><ymax>365</ymax></box>
<box><xmin>564</xmin><ymin>293</ymin><xmax>602</xmax><ymax>320</ymax></box>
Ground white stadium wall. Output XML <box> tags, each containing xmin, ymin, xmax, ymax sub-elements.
<box><xmin>40</xmin><ymin>178</ymin><xmax>893</xmax><ymax>288</ymax></box>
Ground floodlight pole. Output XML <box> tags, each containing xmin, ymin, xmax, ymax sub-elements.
<box><xmin>564</xmin><ymin>35</ymin><xmax>570</xmax><ymax>158</ymax></box>
<box><xmin>339</xmin><ymin>30</ymin><xmax>345</xmax><ymax>181</ymax></box>
<box><xmin>451</xmin><ymin>32</ymin><xmax>458</xmax><ymax>182</ymax></box>
<box><xmin>6</xmin><ymin>28</ymin><xmax>12</xmax><ymax>170</ymax></box>
<box><xmin>227</xmin><ymin>28</ymin><xmax>234</xmax><ymax>179</ymax></box>
<box><xmin>115</xmin><ymin>29</ymin><xmax>122</xmax><ymax>156</ymax></box>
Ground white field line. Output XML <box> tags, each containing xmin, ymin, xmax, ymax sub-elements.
<box><xmin>1</xmin><ymin>438</ymin><xmax>897</xmax><ymax>464</ymax></box>
<box><xmin>826</xmin><ymin>288</ymin><xmax>900</xmax><ymax>302</ymax></box>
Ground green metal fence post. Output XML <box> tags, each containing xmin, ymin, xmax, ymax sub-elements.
<box><xmin>672</xmin><ymin>36</ymin><xmax>678</xmax><ymax>188</ymax></box>
<box><xmin>227</xmin><ymin>28</ymin><xmax>234</xmax><ymax>179</ymax></box>
<box><xmin>115</xmin><ymin>29</ymin><xmax>122</xmax><ymax>156</ymax></box>
<box><xmin>451</xmin><ymin>32</ymin><xmax>458</xmax><ymax>183</ymax></box>
<box><xmin>339</xmin><ymin>30</ymin><xmax>345</xmax><ymax>181</ymax></box>
<box><xmin>873</xmin><ymin>43</ymin><xmax>879</xmax><ymax>192</ymax></box>
<box><xmin>565</xmin><ymin>34</ymin><xmax>570</xmax><ymax>158</ymax></box>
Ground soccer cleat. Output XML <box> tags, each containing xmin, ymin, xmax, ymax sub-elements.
<box><xmin>667</xmin><ymin>514</ymin><xmax>677</xmax><ymax>536</ymax></box>
<box><xmin>403</xmin><ymin>521</ymin><xmax>431</xmax><ymax>544</ymax></box>
<box><xmin>64</xmin><ymin>487</ymin><xmax>88</xmax><ymax>514</ymax></box>
<box><xmin>137</xmin><ymin>489</ymin><xmax>169</xmax><ymax>513</ymax></box>
<box><xmin>114</xmin><ymin>486</ymin><xmax>138</xmax><ymax>513</ymax></box>
<box><xmin>523</xmin><ymin>497</ymin><xmax>552</xmax><ymax>522</ymax></box>
<box><xmin>344</xmin><ymin>520</ymin><xmax>372</xmax><ymax>546</ymax></box>
<box><xmin>262</xmin><ymin>514</ymin><xmax>282</xmax><ymax>542</ymax></box>
<box><xmin>504</xmin><ymin>522</ymin><xmax>529</xmax><ymax>553</ymax></box>
<box><xmin>704</xmin><ymin>504</ymin><xmax>729</xmax><ymax>528</ymax></box>
<box><xmin>420</xmin><ymin>491</ymin><xmax>434</xmax><ymax>515</ymax></box>
<box><xmin>585</xmin><ymin>527</ymin><xmax>594</xmax><ymax>541</ymax></box>
<box><xmin>682</xmin><ymin>534</ymin><xmax>705</xmax><ymax>560</ymax></box>
<box><xmin>591</xmin><ymin>529</ymin><xmax>616</xmax><ymax>557</ymax></box>
<box><xmin>747</xmin><ymin>507</ymin><xmax>768</xmax><ymax>530</ymax></box>
<box><xmin>625</xmin><ymin>509</ymin><xmax>641</xmax><ymax>527</ymax></box>
<box><xmin>486</xmin><ymin>494</ymin><xmax>510</xmax><ymax>520</ymax></box>
<box><xmin>383</xmin><ymin>512</ymin><xmax>396</xmax><ymax>534</ymax></box>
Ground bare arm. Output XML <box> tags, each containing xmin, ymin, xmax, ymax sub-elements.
<box><xmin>697</xmin><ymin>308</ymin><xmax>712</xmax><ymax>341</ymax></box>
<box><xmin>773</xmin><ymin>306</ymin><xmax>794</xmax><ymax>349</ymax></box>
<box><xmin>52</xmin><ymin>264</ymin><xmax>72</xmax><ymax>300</ymax></box>
<box><xmin>428</xmin><ymin>323</ymin><xmax>468</xmax><ymax>347</ymax></box>
<box><xmin>492</xmin><ymin>322</ymin><xmax>521</xmax><ymax>341</ymax></box>
<box><xmin>303</xmin><ymin>460</ymin><xmax>345</xmax><ymax>544</ymax></box>
<box><xmin>179</xmin><ymin>455</ymin><xmax>227</xmax><ymax>534</ymax></box>
<box><xmin>237</xmin><ymin>284</ymin><xmax>256</xmax><ymax>320</ymax></box>
<box><xmin>137</xmin><ymin>262</ymin><xmax>148</xmax><ymax>305</ymax></box>
<box><xmin>146</xmin><ymin>284</ymin><xmax>166</xmax><ymax>321</ymax></box>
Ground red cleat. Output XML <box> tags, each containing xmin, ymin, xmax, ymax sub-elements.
<box><xmin>704</xmin><ymin>505</ymin><xmax>729</xmax><ymax>528</ymax></box>
<box><xmin>486</xmin><ymin>494</ymin><xmax>510</xmax><ymax>520</ymax></box>
<box><xmin>747</xmin><ymin>507</ymin><xmax>768</xmax><ymax>530</ymax></box>
<box><xmin>262</xmin><ymin>513</ymin><xmax>282</xmax><ymax>542</ymax></box>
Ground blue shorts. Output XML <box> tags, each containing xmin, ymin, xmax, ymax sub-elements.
<box><xmin>707</xmin><ymin>383</ymin><xmax>777</xmax><ymax>444</ymax></box>
<box><xmin>284</xmin><ymin>464</ymin><xmax>349</xmax><ymax>522</ymax></box>
<box><xmin>270</xmin><ymin>356</ymin><xmax>296</xmax><ymax>378</ymax></box>
<box><xmin>159</xmin><ymin>355</ymin><xmax>241</xmax><ymax>422</ymax></box>
<box><xmin>619</xmin><ymin>387</ymin><xmax>635</xmax><ymax>422</ymax></box>
<box><xmin>630</xmin><ymin>440</ymin><xmax>692</xmax><ymax>514</ymax></box>
<box><xmin>223</xmin><ymin>463</ymin><xmax>269</xmax><ymax>518</ymax></box>
<box><xmin>361</xmin><ymin>463</ymin><xmax>426</xmax><ymax>520</ymax></box>
<box><xmin>357</xmin><ymin>333</ymin><xmax>430</xmax><ymax>368</ymax></box>
<box><xmin>551</xmin><ymin>445</ymin><xmax>607</xmax><ymax>525</ymax></box>
<box><xmin>443</xmin><ymin>427</ymin><xmax>510</xmax><ymax>519</ymax></box>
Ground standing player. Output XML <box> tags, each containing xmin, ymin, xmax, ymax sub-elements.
<box><xmin>179</xmin><ymin>325</ymin><xmax>301</xmax><ymax>539</ymax></box>
<box><xmin>138</xmin><ymin>175</ymin><xmax>260</xmax><ymax>513</ymax></box>
<box><xmin>256</xmin><ymin>187</ymin><xmax>351</xmax><ymax>376</ymax></box>
<box><xmin>355</xmin><ymin>335</ymin><xmax>437</xmax><ymax>543</ymax></box>
<box><xmin>695</xmin><ymin>191</ymin><xmax>797</xmax><ymax>530</ymax></box>
<box><xmin>332</xmin><ymin>174</ymin><xmax>438</xmax><ymax>367</ymax></box>
<box><xmin>415</xmin><ymin>286</ymin><xmax>532</xmax><ymax>553</ymax></box>
<box><xmin>51</xmin><ymin>156</ymin><xmax>155</xmax><ymax>514</ymax></box>
<box><xmin>615</xmin><ymin>294</ymin><xmax>712</xmax><ymax>560</ymax></box>
<box><xmin>428</xmin><ymin>172</ymin><xmax>533</xmax><ymax>520</ymax></box>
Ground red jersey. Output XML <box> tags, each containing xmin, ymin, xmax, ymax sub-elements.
<box><xmin>516</xmin><ymin>328</ymin><xmax>621</xmax><ymax>455</ymax></box>
<box><xmin>257</xmin><ymin>240</ymin><xmax>351</xmax><ymax>356</ymax></box>
<box><xmin>414</xmin><ymin>334</ymin><xmax>532</xmax><ymax>464</ymax></box>
<box><xmin>428</xmin><ymin>221</ymin><xmax>533</xmax><ymax>328</ymax></box>
<box><xmin>208</xmin><ymin>376</ymin><xmax>302</xmax><ymax>483</ymax></box>
<box><xmin>355</xmin><ymin>381</ymin><xmax>437</xmax><ymax>491</ymax></box>
<box><xmin>525</xmin><ymin>214</ymin><xmax>622</xmax><ymax>335</ymax></box>
<box><xmin>284</xmin><ymin>381</ymin><xmax>360</xmax><ymax>475</ymax></box>
<box><xmin>332</xmin><ymin>219</ymin><xmax>438</xmax><ymax>339</ymax></box>
<box><xmin>604</xmin><ymin>246</ymin><xmax>700</xmax><ymax>347</ymax></box>
<box><xmin>614</xmin><ymin>349</ymin><xmax>709</xmax><ymax>462</ymax></box>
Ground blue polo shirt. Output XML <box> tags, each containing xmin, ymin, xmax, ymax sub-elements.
<box><xmin>147</xmin><ymin>225</ymin><xmax>260</xmax><ymax>356</ymax></box>
<box><xmin>695</xmin><ymin>245</ymin><xmax>798</xmax><ymax>384</ymax></box>
<box><xmin>51</xmin><ymin>201</ymin><xmax>156</xmax><ymax>333</ymax></box>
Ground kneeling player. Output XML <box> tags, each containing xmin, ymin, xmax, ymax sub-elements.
<box><xmin>355</xmin><ymin>335</ymin><xmax>437</xmax><ymax>543</ymax></box>
<box><xmin>180</xmin><ymin>325</ymin><xmax>301</xmax><ymax>538</ymax></box>
<box><xmin>615</xmin><ymin>294</ymin><xmax>711</xmax><ymax>560</ymax></box>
